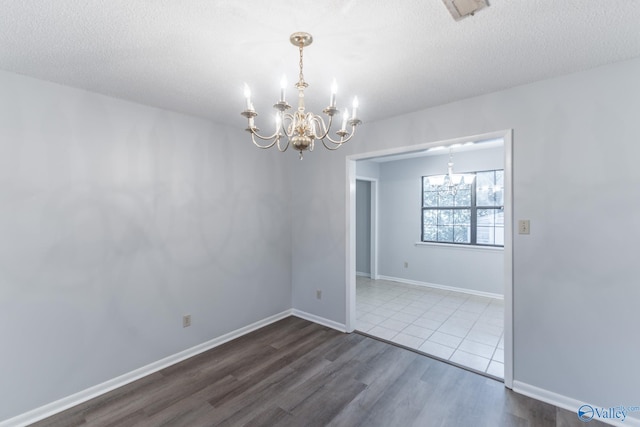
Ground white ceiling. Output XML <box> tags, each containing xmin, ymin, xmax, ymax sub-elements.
<box><xmin>1</xmin><ymin>1</ymin><xmax>639</xmax><ymax>126</ymax></box>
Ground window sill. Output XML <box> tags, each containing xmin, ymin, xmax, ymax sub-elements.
<box><xmin>414</xmin><ymin>241</ymin><xmax>503</xmax><ymax>252</ymax></box>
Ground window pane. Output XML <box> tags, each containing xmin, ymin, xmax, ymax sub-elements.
<box><xmin>438</xmin><ymin>209</ymin><xmax>453</xmax><ymax>226</ymax></box>
<box><xmin>423</xmin><ymin>177</ymin><xmax>440</xmax><ymax>192</ymax></box>
<box><xmin>476</xmin><ymin>171</ymin><xmax>493</xmax><ymax>206</ymax></box>
<box><xmin>476</xmin><ymin>207</ymin><xmax>503</xmax><ymax>246</ymax></box>
<box><xmin>494</xmin><ymin>226</ymin><xmax>504</xmax><ymax>246</ymax></box>
<box><xmin>438</xmin><ymin>226</ymin><xmax>453</xmax><ymax>242</ymax></box>
<box><xmin>454</xmin><ymin>185</ymin><xmax>471</xmax><ymax>206</ymax></box>
<box><xmin>488</xmin><ymin>182</ymin><xmax>504</xmax><ymax>206</ymax></box>
<box><xmin>454</xmin><ymin>209</ymin><xmax>471</xmax><ymax>226</ymax></box>
<box><xmin>477</xmin><ymin>170</ymin><xmax>504</xmax><ymax>207</ymax></box>
<box><xmin>477</xmin><ymin>226</ymin><xmax>494</xmax><ymax>245</ymax></box>
<box><xmin>423</xmin><ymin>225</ymin><xmax>437</xmax><ymax>241</ymax></box>
<box><xmin>423</xmin><ymin>191</ymin><xmax>438</xmax><ymax>207</ymax></box>
<box><xmin>454</xmin><ymin>225</ymin><xmax>470</xmax><ymax>243</ymax></box>
<box><xmin>439</xmin><ymin>191</ymin><xmax>454</xmax><ymax>207</ymax></box>
<box><xmin>477</xmin><ymin>208</ymin><xmax>494</xmax><ymax>225</ymax></box>
<box><xmin>423</xmin><ymin>210</ymin><xmax>437</xmax><ymax>227</ymax></box>
<box><xmin>422</xmin><ymin>176</ymin><xmax>429</xmax><ymax>189</ymax></box>
<box><xmin>495</xmin><ymin>208</ymin><xmax>504</xmax><ymax>225</ymax></box>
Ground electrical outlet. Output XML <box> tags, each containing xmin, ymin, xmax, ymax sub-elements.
<box><xmin>404</xmin><ymin>261</ymin><xmax>409</xmax><ymax>268</ymax></box>
<box><xmin>316</xmin><ymin>290</ymin><xmax>322</xmax><ymax>300</ymax></box>
<box><xmin>518</xmin><ymin>220</ymin><xmax>530</xmax><ymax>235</ymax></box>
<box><xmin>183</xmin><ymin>314</ymin><xmax>191</xmax><ymax>328</ymax></box>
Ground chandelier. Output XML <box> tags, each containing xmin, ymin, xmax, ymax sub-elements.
<box><xmin>241</xmin><ymin>32</ymin><xmax>362</xmax><ymax>159</ymax></box>
<box><xmin>427</xmin><ymin>148</ymin><xmax>475</xmax><ymax>195</ymax></box>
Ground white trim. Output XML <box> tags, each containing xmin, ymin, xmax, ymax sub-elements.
<box><xmin>346</xmin><ymin>158</ymin><xmax>357</xmax><ymax>333</ymax></box>
<box><xmin>291</xmin><ymin>309</ymin><xmax>347</xmax><ymax>332</ymax></box>
<box><xmin>0</xmin><ymin>310</ymin><xmax>293</xmax><ymax>427</ymax></box>
<box><xmin>376</xmin><ymin>275</ymin><xmax>504</xmax><ymax>300</ymax></box>
<box><xmin>503</xmin><ymin>130</ymin><xmax>514</xmax><ymax>389</ymax></box>
<box><xmin>356</xmin><ymin>271</ymin><xmax>371</xmax><ymax>278</ymax></box>
<box><xmin>512</xmin><ymin>381</ymin><xmax>640</xmax><ymax>427</ymax></box>
<box><xmin>347</xmin><ymin>130</ymin><xmax>511</xmax><ymax>162</ymax></box>
<box><xmin>371</xmin><ymin>179</ymin><xmax>379</xmax><ymax>279</ymax></box>
<box><xmin>414</xmin><ymin>241</ymin><xmax>504</xmax><ymax>252</ymax></box>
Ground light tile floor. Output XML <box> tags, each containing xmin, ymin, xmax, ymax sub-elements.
<box><xmin>356</xmin><ymin>276</ymin><xmax>504</xmax><ymax>378</ymax></box>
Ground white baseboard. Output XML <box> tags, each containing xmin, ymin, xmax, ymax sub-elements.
<box><xmin>8</xmin><ymin>311</ymin><xmax>636</xmax><ymax>427</ymax></box>
<box><xmin>513</xmin><ymin>381</ymin><xmax>640</xmax><ymax>427</ymax></box>
<box><xmin>0</xmin><ymin>310</ymin><xmax>293</xmax><ymax>427</ymax></box>
<box><xmin>291</xmin><ymin>309</ymin><xmax>347</xmax><ymax>333</ymax></box>
<box><xmin>376</xmin><ymin>275</ymin><xmax>504</xmax><ymax>300</ymax></box>
<box><xmin>356</xmin><ymin>271</ymin><xmax>371</xmax><ymax>278</ymax></box>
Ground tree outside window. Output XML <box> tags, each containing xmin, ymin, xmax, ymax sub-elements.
<box><xmin>422</xmin><ymin>169</ymin><xmax>503</xmax><ymax>247</ymax></box>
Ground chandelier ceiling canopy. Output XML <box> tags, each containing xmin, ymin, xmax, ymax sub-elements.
<box><xmin>241</xmin><ymin>32</ymin><xmax>362</xmax><ymax>159</ymax></box>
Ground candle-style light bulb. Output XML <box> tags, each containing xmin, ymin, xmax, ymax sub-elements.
<box><xmin>341</xmin><ymin>108</ymin><xmax>349</xmax><ymax>130</ymax></box>
<box><xmin>330</xmin><ymin>79</ymin><xmax>337</xmax><ymax>107</ymax></box>
<box><xmin>244</xmin><ymin>83</ymin><xmax>252</xmax><ymax>110</ymax></box>
<box><xmin>280</xmin><ymin>75</ymin><xmax>287</xmax><ymax>102</ymax></box>
<box><xmin>351</xmin><ymin>96</ymin><xmax>359</xmax><ymax>119</ymax></box>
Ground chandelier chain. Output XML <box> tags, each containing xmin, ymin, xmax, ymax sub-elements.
<box><xmin>298</xmin><ymin>44</ymin><xmax>305</xmax><ymax>85</ymax></box>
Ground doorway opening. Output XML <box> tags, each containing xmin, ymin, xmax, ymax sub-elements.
<box><xmin>345</xmin><ymin>130</ymin><xmax>513</xmax><ymax>387</ymax></box>
<box><xmin>355</xmin><ymin>178</ymin><xmax>378</xmax><ymax>280</ymax></box>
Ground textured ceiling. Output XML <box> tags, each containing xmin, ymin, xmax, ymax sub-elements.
<box><xmin>1</xmin><ymin>1</ymin><xmax>640</xmax><ymax>126</ymax></box>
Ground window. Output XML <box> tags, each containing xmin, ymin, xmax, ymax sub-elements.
<box><xmin>422</xmin><ymin>169</ymin><xmax>504</xmax><ymax>246</ymax></box>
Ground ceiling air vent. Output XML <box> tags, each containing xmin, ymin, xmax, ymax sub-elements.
<box><xmin>442</xmin><ymin>0</ymin><xmax>489</xmax><ymax>21</ymax></box>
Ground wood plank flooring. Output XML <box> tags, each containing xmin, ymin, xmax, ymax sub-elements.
<box><xmin>30</xmin><ymin>317</ymin><xmax>605</xmax><ymax>427</ymax></box>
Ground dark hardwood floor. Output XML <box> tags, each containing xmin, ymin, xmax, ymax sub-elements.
<box><xmin>30</xmin><ymin>317</ymin><xmax>604</xmax><ymax>427</ymax></box>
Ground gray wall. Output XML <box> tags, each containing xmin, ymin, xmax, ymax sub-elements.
<box><xmin>0</xmin><ymin>70</ymin><xmax>292</xmax><ymax>421</ymax></box>
<box><xmin>290</xmin><ymin>57</ymin><xmax>640</xmax><ymax>414</ymax></box>
<box><xmin>355</xmin><ymin>180</ymin><xmax>371</xmax><ymax>275</ymax></box>
<box><xmin>377</xmin><ymin>147</ymin><xmax>504</xmax><ymax>295</ymax></box>
<box><xmin>3</xmin><ymin>53</ymin><xmax>640</xmax><ymax>424</ymax></box>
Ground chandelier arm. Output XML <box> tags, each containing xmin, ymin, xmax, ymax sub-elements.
<box><xmin>320</xmin><ymin>139</ymin><xmax>345</xmax><ymax>150</ymax></box>
<box><xmin>250</xmin><ymin>132</ymin><xmax>290</xmax><ymax>152</ymax></box>
<box><xmin>250</xmin><ymin>132</ymin><xmax>280</xmax><ymax>149</ymax></box>
<box><xmin>311</xmin><ymin>114</ymin><xmax>333</xmax><ymax>140</ymax></box>
<box><xmin>322</xmin><ymin>133</ymin><xmax>350</xmax><ymax>146</ymax></box>
<box><xmin>248</xmin><ymin>127</ymin><xmax>282</xmax><ymax>142</ymax></box>
<box><xmin>276</xmin><ymin>137</ymin><xmax>290</xmax><ymax>152</ymax></box>
<box><xmin>322</xmin><ymin>122</ymin><xmax>358</xmax><ymax>146</ymax></box>
<box><xmin>283</xmin><ymin>113</ymin><xmax>298</xmax><ymax>139</ymax></box>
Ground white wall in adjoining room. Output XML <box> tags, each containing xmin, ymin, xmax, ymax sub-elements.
<box><xmin>355</xmin><ymin>159</ymin><xmax>380</xmax><ymax>180</ymax></box>
<box><xmin>0</xmin><ymin>70</ymin><xmax>292</xmax><ymax>422</ymax></box>
<box><xmin>377</xmin><ymin>147</ymin><xmax>504</xmax><ymax>296</ymax></box>
<box><xmin>290</xmin><ymin>57</ymin><xmax>640</xmax><ymax>419</ymax></box>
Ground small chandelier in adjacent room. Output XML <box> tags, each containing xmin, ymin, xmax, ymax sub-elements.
<box><xmin>241</xmin><ymin>32</ymin><xmax>362</xmax><ymax>159</ymax></box>
<box><xmin>427</xmin><ymin>147</ymin><xmax>475</xmax><ymax>195</ymax></box>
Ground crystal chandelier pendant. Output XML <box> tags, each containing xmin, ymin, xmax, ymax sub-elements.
<box><xmin>241</xmin><ymin>32</ymin><xmax>362</xmax><ymax>159</ymax></box>
<box><xmin>428</xmin><ymin>148</ymin><xmax>476</xmax><ymax>195</ymax></box>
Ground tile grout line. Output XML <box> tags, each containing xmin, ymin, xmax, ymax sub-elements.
<box><xmin>356</xmin><ymin>277</ymin><xmax>504</xmax><ymax>378</ymax></box>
